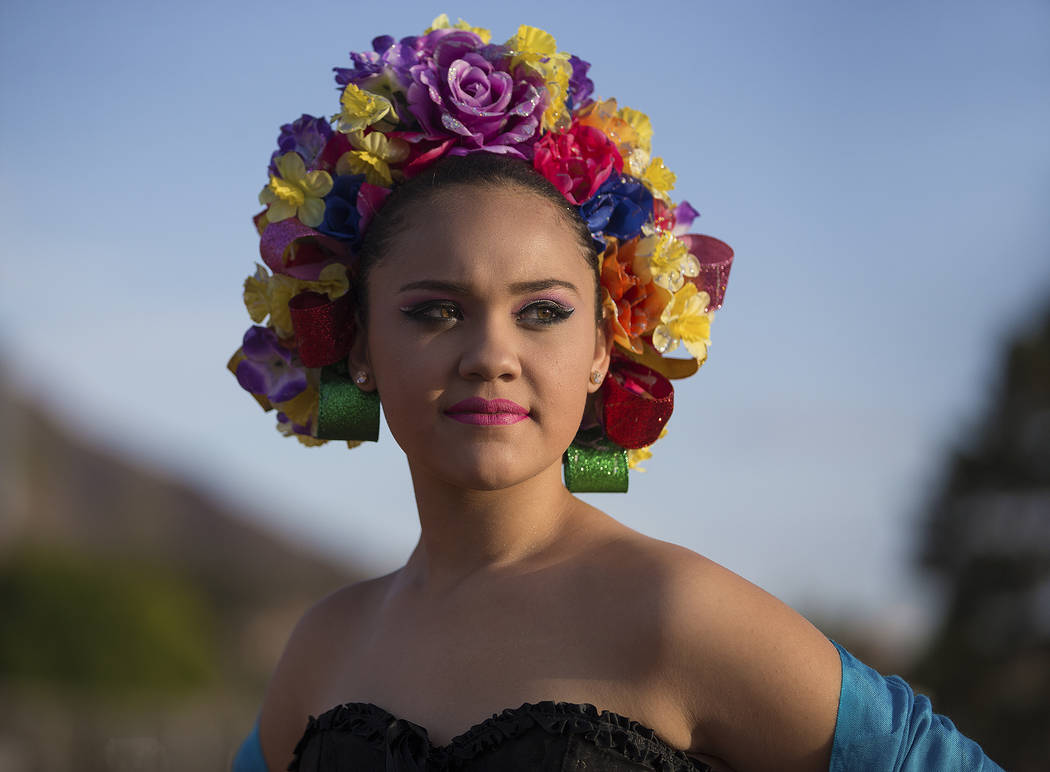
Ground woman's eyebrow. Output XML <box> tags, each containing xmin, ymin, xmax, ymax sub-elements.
<box><xmin>398</xmin><ymin>278</ymin><xmax>580</xmax><ymax>294</ymax></box>
<box><xmin>398</xmin><ymin>279</ymin><xmax>471</xmax><ymax>294</ymax></box>
<box><xmin>507</xmin><ymin>278</ymin><xmax>580</xmax><ymax>295</ymax></box>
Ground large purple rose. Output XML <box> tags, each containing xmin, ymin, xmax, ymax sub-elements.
<box><xmin>405</xmin><ymin>32</ymin><xmax>546</xmax><ymax>158</ymax></box>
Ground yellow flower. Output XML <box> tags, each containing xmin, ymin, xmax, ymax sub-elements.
<box><xmin>242</xmin><ymin>263</ymin><xmax>349</xmax><ymax>339</ymax></box>
<box><xmin>642</xmin><ymin>232</ymin><xmax>700</xmax><ymax>293</ymax></box>
<box><xmin>627</xmin><ymin>428</ymin><xmax>668</xmax><ymax>471</ymax></box>
<box><xmin>427</xmin><ymin>13</ymin><xmax>491</xmax><ymax>43</ymax></box>
<box><xmin>617</xmin><ymin>106</ymin><xmax>653</xmax><ymax>155</ymax></box>
<box><xmin>337</xmin><ymin>83</ymin><xmax>398</xmax><ymax>134</ymax></box>
<box><xmin>505</xmin><ymin>25</ymin><xmax>572</xmax><ymax>130</ymax></box>
<box><xmin>627</xmin><ymin>445</ymin><xmax>652</xmax><ymax>471</ymax></box>
<box><xmin>506</xmin><ymin>24</ymin><xmax>557</xmax><ymax>71</ymax></box>
<box><xmin>541</xmin><ymin>63</ymin><xmax>572</xmax><ymax>131</ymax></box>
<box><xmin>640</xmin><ymin>156</ymin><xmax>676</xmax><ymax>203</ymax></box>
<box><xmin>243</xmin><ymin>264</ymin><xmax>271</xmax><ymax>323</ymax></box>
<box><xmin>336</xmin><ymin>130</ymin><xmax>409</xmax><ymax>186</ymax></box>
<box><xmin>259</xmin><ymin>152</ymin><xmax>332</xmax><ymax>228</ymax></box>
<box><xmin>652</xmin><ymin>283</ymin><xmax>713</xmax><ymax>362</ymax></box>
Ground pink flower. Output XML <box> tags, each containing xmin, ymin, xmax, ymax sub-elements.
<box><xmin>533</xmin><ymin>122</ymin><xmax>623</xmax><ymax>205</ymax></box>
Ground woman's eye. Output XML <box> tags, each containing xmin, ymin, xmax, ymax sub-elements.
<box><xmin>402</xmin><ymin>302</ymin><xmax>462</xmax><ymax>322</ymax></box>
<box><xmin>517</xmin><ymin>301</ymin><xmax>575</xmax><ymax>326</ymax></box>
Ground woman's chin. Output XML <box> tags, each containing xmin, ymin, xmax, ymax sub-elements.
<box><xmin>415</xmin><ymin>449</ymin><xmax>564</xmax><ymax>493</ymax></box>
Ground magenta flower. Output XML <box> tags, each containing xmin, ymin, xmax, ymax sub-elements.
<box><xmin>235</xmin><ymin>326</ymin><xmax>308</xmax><ymax>404</ymax></box>
<box><xmin>406</xmin><ymin>32</ymin><xmax>546</xmax><ymax>158</ymax></box>
<box><xmin>533</xmin><ymin>121</ymin><xmax>623</xmax><ymax>205</ymax></box>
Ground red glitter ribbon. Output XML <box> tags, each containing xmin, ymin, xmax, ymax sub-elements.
<box><xmin>681</xmin><ymin>234</ymin><xmax>734</xmax><ymax>310</ymax></box>
<box><xmin>602</xmin><ymin>359</ymin><xmax>674</xmax><ymax>449</ymax></box>
<box><xmin>288</xmin><ymin>291</ymin><xmax>355</xmax><ymax>368</ymax></box>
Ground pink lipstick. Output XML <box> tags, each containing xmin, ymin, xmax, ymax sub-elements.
<box><xmin>445</xmin><ymin>398</ymin><xmax>530</xmax><ymax>426</ymax></box>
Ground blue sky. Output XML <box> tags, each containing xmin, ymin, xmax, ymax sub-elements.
<box><xmin>2</xmin><ymin>0</ymin><xmax>1048</xmax><ymax>650</ymax></box>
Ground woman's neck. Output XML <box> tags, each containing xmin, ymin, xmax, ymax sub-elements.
<box><xmin>401</xmin><ymin>461</ymin><xmax>582</xmax><ymax>589</ymax></box>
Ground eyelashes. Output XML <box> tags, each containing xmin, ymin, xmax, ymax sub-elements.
<box><xmin>516</xmin><ymin>299</ymin><xmax>575</xmax><ymax>326</ymax></box>
<box><xmin>399</xmin><ymin>299</ymin><xmax>575</xmax><ymax>327</ymax></box>
<box><xmin>400</xmin><ymin>301</ymin><xmax>462</xmax><ymax>322</ymax></box>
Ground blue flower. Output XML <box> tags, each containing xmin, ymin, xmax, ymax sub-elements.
<box><xmin>579</xmin><ymin>174</ymin><xmax>654</xmax><ymax>242</ymax></box>
<box><xmin>317</xmin><ymin>174</ymin><xmax>367</xmax><ymax>244</ymax></box>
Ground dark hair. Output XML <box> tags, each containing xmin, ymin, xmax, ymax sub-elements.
<box><xmin>354</xmin><ymin>153</ymin><xmax>603</xmax><ymax>322</ymax></box>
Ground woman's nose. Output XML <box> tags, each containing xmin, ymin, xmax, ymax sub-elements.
<box><xmin>457</xmin><ymin>315</ymin><xmax>522</xmax><ymax>382</ymax></box>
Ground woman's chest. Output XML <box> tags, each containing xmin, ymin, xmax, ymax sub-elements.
<box><xmin>307</xmin><ymin>602</ymin><xmax>686</xmax><ymax>749</ymax></box>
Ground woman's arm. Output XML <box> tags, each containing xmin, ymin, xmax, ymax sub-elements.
<box><xmin>656</xmin><ymin>549</ymin><xmax>842</xmax><ymax>771</ymax></box>
<box><xmin>249</xmin><ymin>581</ymin><xmax>375</xmax><ymax>771</ymax></box>
<box><xmin>660</xmin><ymin>548</ymin><xmax>1002</xmax><ymax>771</ymax></box>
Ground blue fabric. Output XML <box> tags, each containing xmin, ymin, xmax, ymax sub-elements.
<box><xmin>830</xmin><ymin>642</ymin><xmax>1003</xmax><ymax>771</ymax></box>
<box><xmin>232</xmin><ymin>722</ymin><xmax>267</xmax><ymax>772</ymax></box>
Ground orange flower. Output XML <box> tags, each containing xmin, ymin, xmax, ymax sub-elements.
<box><xmin>600</xmin><ymin>237</ymin><xmax>671</xmax><ymax>353</ymax></box>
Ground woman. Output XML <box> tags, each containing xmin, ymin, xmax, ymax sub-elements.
<box><xmin>230</xmin><ymin>17</ymin><xmax>1002</xmax><ymax>771</ymax></box>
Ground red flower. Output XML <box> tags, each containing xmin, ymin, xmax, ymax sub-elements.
<box><xmin>388</xmin><ymin>131</ymin><xmax>455</xmax><ymax>179</ymax></box>
<box><xmin>533</xmin><ymin>121</ymin><xmax>623</xmax><ymax>205</ymax></box>
<box><xmin>316</xmin><ymin>132</ymin><xmax>353</xmax><ymax>173</ymax></box>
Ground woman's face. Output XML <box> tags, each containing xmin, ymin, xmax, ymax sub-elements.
<box><xmin>359</xmin><ymin>185</ymin><xmax>609</xmax><ymax>491</ymax></box>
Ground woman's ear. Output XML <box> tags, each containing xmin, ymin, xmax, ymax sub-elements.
<box><xmin>347</xmin><ymin>327</ymin><xmax>376</xmax><ymax>392</ymax></box>
<box><xmin>587</xmin><ymin>311</ymin><xmax>615</xmax><ymax>394</ymax></box>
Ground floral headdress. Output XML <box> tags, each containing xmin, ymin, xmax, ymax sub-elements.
<box><xmin>229</xmin><ymin>15</ymin><xmax>733</xmax><ymax>473</ymax></box>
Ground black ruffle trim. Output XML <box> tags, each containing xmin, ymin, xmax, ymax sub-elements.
<box><xmin>290</xmin><ymin>700</ymin><xmax>711</xmax><ymax>771</ymax></box>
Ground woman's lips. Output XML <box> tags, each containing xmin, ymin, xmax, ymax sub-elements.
<box><xmin>445</xmin><ymin>397</ymin><xmax>530</xmax><ymax>426</ymax></box>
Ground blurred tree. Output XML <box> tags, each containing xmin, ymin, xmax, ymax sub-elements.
<box><xmin>0</xmin><ymin>369</ymin><xmax>363</xmax><ymax>770</ymax></box>
<box><xmin>915</xmin><ymin>295</ymin><xmax>1050</xmax><ymax>771</ymax></box>
<box><xmin>0</xmin><ymin>548</ymin><xmax>218</xmax><ymax>695</ymax></box>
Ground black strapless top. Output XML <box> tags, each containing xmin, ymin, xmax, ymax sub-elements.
<box><xmin>290</xmin><ymin>701</ymin><xmax>712</xmax><ymax>771</ymax></box>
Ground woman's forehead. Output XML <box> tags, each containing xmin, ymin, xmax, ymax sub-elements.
<box><xmin>373</xmin><ymin>187</ymin><xmax>591</xmax><ymax>286</ymax></box>
<box><xmin>404</xmin><ymin>183</ymin><xmax>567</xmax><ymax>229</ymax></box>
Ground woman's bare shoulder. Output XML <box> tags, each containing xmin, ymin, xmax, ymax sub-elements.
<box><xmin>636</xmin><ymin>537</ymin><xmax>841</xmax><ymax>771</ymax></box>
<box><xmin>255</xmin><ymin>572</ymin><xmax>396</xmax><ymax>770</ymax></box>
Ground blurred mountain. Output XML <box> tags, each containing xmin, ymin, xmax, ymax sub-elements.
<box><xmin>914</xmin><ymin>298</ymin><xmax>1050</xmax><ymax>771</ymax></box>
<box><xmin>0</xmin><ymin>367</ymin><xmax>365</xmax><ymax>771</ymax></box>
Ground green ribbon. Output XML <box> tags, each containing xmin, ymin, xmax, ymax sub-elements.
<box><xmin>316</xmin><ymin>366</ymin><xmax>380</xmax><ymax>442</ymax></box>
<box><xmin>563</xmin><ymin>440</ymin><xmax>629</xmax><ymax>493</ymax></box>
